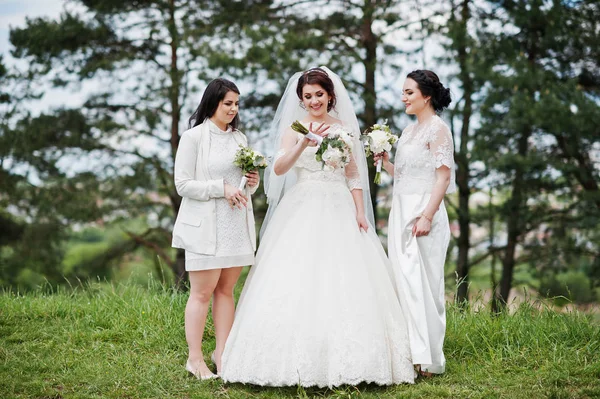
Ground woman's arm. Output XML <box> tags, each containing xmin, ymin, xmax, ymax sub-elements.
<box><xmin>421</xmin><ymin>167</ymin><xmax>451</xmax><ymax>220</ymax></box>
<box><xmin>345</xmin><ymin>155</ymin><xmax>369</xmax><ymax>232</ymax></box>
<box><xmin>273</xmin><ymin>123</ymin><xmax>328</xmax><ymax>176</ymax></box>
<box><xmin>351</xmin><ymin>189</ymin><xmax>369</xmax><ymax>232</ymax></box>
<box><xmin>413</xmin><ymin>126</ymin><xmax>454</xmax><ymax>236</ymax></box>
<box><xmin>174</xmin><ymin>131</ymin><xmax>225</xmax><ymax>201</ymax></box>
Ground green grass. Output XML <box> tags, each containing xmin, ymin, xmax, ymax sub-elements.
<box><xmin>1</xmin><ymin>272</ymin><xmax>599</xmax><ymax>399</ymax></box>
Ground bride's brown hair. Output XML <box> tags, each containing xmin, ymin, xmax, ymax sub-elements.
<box><xmin>296</xmin><ymin>67</ymin><xmax>337</xmax><ymax>112</ymax></box>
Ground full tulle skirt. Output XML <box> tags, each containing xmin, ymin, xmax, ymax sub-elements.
<box><xmin>221</xmin><ymin>179</ymin><xmax>414</xmax><ymax>387</ymax></box>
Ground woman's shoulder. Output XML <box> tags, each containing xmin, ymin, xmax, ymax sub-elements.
<box><xmin>182</xmin><ymin>123</ymin><xmax>204</xmax><ymax>140</ymax></box>
<box><xmin>433</xmin><ymin>114</ymin><xmax>450</xmax><ymax>128</ymax></box>
<box><xmin>401</xmin><ymin>120</ymin><xmax>417</xmax><ymax>136</ymax></box>
<box><xmin>425</xmin><ymin>115</ymin><xmax>451</xmax><ymax>141</ymax></box>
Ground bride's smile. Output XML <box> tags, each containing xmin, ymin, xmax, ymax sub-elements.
<box><xmin>301</xmin><ymin>84</ymin><xmax>330</xmax><ymax>118</ymax></box>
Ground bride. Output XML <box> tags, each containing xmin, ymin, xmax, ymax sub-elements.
<box><xmin>220</xmin><ymin>67</ymin><xmax>414</xmax><ymax>387</ymax></box>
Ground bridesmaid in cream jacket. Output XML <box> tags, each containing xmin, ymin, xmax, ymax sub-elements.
<box><xmin>172</xmin><ymin>78</ymin><xmax>259</xmax><ymax>380</ymax></box>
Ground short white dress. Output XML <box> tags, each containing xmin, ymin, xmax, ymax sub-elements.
<box><xmin>185</xmin><ymin>120</ymin><xmax>254</xmax><ymax>271</ymax></box>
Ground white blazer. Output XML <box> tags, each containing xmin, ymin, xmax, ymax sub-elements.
<box><xmin>171</xmin><ymin>119</ymin><xmax>257</xmax><ymax>255</ymax></box>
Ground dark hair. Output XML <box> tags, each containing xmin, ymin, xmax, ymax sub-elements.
<box><xmin>296</xmin><ymin>67</ymin><xmax>337</xmax><ymax>112</ymax></box>
<box><xmin>406</xmin><ymin>70</ymin><xmax>451</xmax><ymax>113</ymax></box>
<box><xmin>189</xmin><ymin>78</ymin><xmax>240</xmax><ymax>129</ymax></box>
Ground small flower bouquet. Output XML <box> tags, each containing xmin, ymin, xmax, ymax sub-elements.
<box><xmin>361</xmin><ymin>122</ymin><xmax>397</xmax><ymax>184</ymax></box>
<box><xmin>233</xmin><ymin>145</ymin><xmax>268</xmax><ymax>190</ymax></box>
<box><xmin>291</xmin><ymin>121</ymin><xmax>354</xmax><ymax>171</ymax></box>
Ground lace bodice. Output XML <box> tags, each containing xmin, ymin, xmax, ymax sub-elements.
<box><xmin>394</xmin><ymin>115</ymin><xmax>455</xmax><ymax>195</ymax></box>
<box><xmin>275</xmin><ymin>130</ymin><xmax>362</xmax><ymax>191</ymax></box>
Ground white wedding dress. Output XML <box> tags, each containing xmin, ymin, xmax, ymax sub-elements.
<box><xmin>220</xmin><ymin>132</ymin><xmax>414</xmax><ymax>387</ymax></box>
<box><xmin>388</xmin><ymin>115</ymin><xmax>455</xmax><ymax>374</ymax></box>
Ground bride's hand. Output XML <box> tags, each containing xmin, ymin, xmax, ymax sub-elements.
<box><xmin>309</xmin><ymin>122</ymin><xmax>330</xmax><ymax>137</ymax></box>
<box><xmin>300</xmin><ymin>122</ymin><xmax>330</xmax><ymax>148</ymax></box>
<box><xmin>356</xmin><ymin>213</ymin><xmax>369</xmax><ymax>232</ymax></box>
<box><xmin>302</xmin><ymin>136</ymin><xmax>319</xmax><ymax>147</ymax></box>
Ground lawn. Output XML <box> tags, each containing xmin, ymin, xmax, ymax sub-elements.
<box><xmin>1</xmin><ymin>273</ymin><xmax>599</xmax><ymax>399</ymax></box>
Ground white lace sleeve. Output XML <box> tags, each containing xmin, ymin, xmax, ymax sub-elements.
<box><xmin>428</xmin><ymin>123</ymin><xmax>456</xmax><ymax>193</ymax></box>
<box><xmin>429</xmin><ymin>125</ymin><xmax>454</xmax><ymax>170</ymax></box>
<box><xmin>345</xmin><ymin>154</ymin><xmax>362</xmax><ymax>191</ymax></box>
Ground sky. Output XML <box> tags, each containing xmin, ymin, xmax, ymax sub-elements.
<box><xmin>0</xmin><ymin>0</ymin><xmax>456</xmax><ymax>139</ymax></box>
<box><xmin>0</xmin><ymin>0</ymin><xmax>63</xmax><ymax>54</ymax></box>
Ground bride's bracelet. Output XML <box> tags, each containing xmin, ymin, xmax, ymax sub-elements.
<box><xmin>420</xmin><ymin>213</ymin><xmax>433</xmax><ymax>223</ymax></box>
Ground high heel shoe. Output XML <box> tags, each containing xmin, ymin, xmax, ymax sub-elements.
<box><xmin>185</xmin><ymin>360</ymin><xmax>218</xmax><ymax>381</ymax></box>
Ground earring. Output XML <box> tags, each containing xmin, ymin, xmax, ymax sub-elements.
<box><xmin>300</xmin><ymin>101</ymin><xmax>306</xmax><ymax>110</ymax></box>
<box><xmin>425</xmin><ymin>99</ymin><xmax>429</xmax><ymax>103</ymax></box>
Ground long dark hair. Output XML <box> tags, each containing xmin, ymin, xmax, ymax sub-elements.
<box><xmin>406</xmin><ymin>70</ymin><xmax>452</xmax><ymax>113</ymax></box>
<box><xmin>296</xmin><ymin>67</ymin><xmax>337</xmax><ymax>112</ymax></box>
<box><xmin>188</xmin><ymin>78</ymin><xmax>240</xmax><ymax>129</ymax></box>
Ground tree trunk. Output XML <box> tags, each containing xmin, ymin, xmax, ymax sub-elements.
<box><xmin>488</xmin><ymin>188</ymin><xmax>498</xmax><ymax>311</ymax></box>
<box><xmin>555</xmin><ymin>133</ymin><xmax>600</xmax><ymax>210</ymax></box>
<box><xmin>492</xmin><ymin>131</ymin><xmax>530</xmax><ymax>312</ymax></box>
<box><xmin>361</xmin><ymin>0</ymin><xmax>379</xmax><ymax>220</ymax></box>
<box><xmin>454</xmin><ymin>0</ymin><xmax>473</xmax><ymax>305</ymax></box>
<box><xmin>167</xmin><ymin>0</ymin><xmax>186</xmax><ymax>287</ymax></box>
<box><xmin>174</xmin><ymin>248</ymin><xmax>187</xmax><ymax>290</ymax></box>
<box><xmin>492</xmin><ymin>20</ymin><xmax>540</xmax><ymax>312</ymax></box>
<box><xmin>168</xmin><ymin>0</ymin><xmax>181</xmax><ymax>165</ymax></box>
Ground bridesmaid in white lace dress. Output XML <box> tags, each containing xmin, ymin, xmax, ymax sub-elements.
<box><xmin>172</xmin><ymin>78</ymin><xmax>259</xmax><ymax>380</ymax></box>
<box><xmin>221</xmin><ymin>68</ymin><xmax>414</xmax><ymax>387</ymax></box>
<box><xmin>376</xmin><ymin>70</ymin><xmax>454</xmax><ymax>377</ymax></box>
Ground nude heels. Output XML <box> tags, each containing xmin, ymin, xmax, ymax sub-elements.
<box><xmin>185</xmin><ymin>359</ymin><xmax>218</xmax><ymax>381</ymax></box>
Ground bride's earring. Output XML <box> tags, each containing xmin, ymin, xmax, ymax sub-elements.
<box><xmin>300</xmin><ymin>101</ymin><xmax>306</xmax><ymax>110</ymax></box>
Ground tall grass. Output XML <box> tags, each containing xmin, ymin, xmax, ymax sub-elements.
<box><xmin>1</xmin><ymin>274</ymin><xmax>598</xmax><ymax>399</ymax></box>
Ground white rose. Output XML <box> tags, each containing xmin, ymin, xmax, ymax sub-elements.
<box><xmin>369</xmin><ymin>129</ymin><xmax>392</xmax><ymax>154</ymax></box>
<box><xmin>331</xmin><ymin>127</ymin><xmax>353</xmax><ymax>150</ymax></box>
<box><xmin>322</xmin><ymin>146</ymin><xmax>344</xmax><ymax>169</ymax></box>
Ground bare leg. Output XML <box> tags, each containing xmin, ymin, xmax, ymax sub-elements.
<box><xmin>212</xmin><ymin>266</ymin><xmax>244</xmax><ymax>372</ymax></box>
<box><xmin>185</xmin><ymin>269</ymin><xmax>221</xmax><ymax>377</ymax></box>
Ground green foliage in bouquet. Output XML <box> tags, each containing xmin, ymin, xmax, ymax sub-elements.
<box><xmin>233</xmin><ymin>145</ymin><xmax>268</xmax><ymax>173</ymax></box>
<box><xmin>291</xmin><ymin>120</ymin><xmax>352</xmax><ymax>170</ymax></box>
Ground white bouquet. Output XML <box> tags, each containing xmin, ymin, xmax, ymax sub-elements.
<box><xmin>291</xmin><ymin>121</ymin><xmax>354</xmax><ymax>171</ymax></box>
<box><xmin>361</xmin><ymin>122</ymin><xmax>398</xmax><ymax>184</ymax></box>
<box><xmin>233</xmin><ymin>145</ymin><xmax>268</xmax><ymax>190</ymax></box>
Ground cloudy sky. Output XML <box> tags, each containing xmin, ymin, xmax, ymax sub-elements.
<box><xmin>0</xmin><ymin>0</ymin><xmax>62</xmax><ymax>54</ymax></box>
